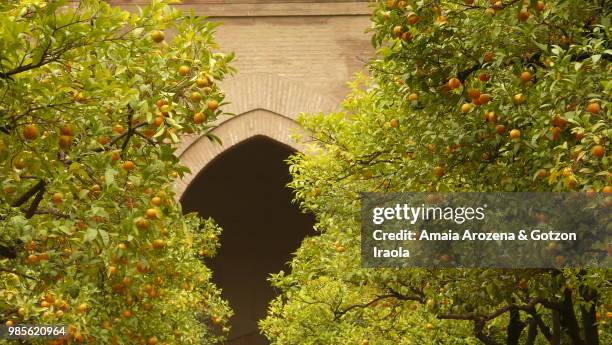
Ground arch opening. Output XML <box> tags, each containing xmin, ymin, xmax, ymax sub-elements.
<box><xmin>180</xmin><ymin>135</ymin><xmax>315</xmax><ymax>345</ymax></box>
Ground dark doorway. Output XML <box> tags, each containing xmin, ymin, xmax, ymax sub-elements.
<box><xmin>181</xmin><ymin>136</ymin><xmax>315</xmax><ymax>345</ymax></box>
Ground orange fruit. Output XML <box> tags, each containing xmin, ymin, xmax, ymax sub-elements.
<box><xmin>479</xmin><ymin>73</ymin><xmax>490</xmax><ymax>82</ymax></box>
<box><xmin>207</xmin><ymin>99</ymin><xmax>219</xmax><ymax>111</ymax></box>
<box><xmin>112</xmin><ymin>124</ymin><xmax>124</xmax><ymax>134</ymax></box>
<box><xmin>60</xmin><ymin>124</ymin><xmax>74</xmax><ymax>136</ymax></box>
<box><xmin>58</xmin><ymin>135</ymin><xmax>72</xmax><ymax>149</ymax></box>
<box><xmin>517</xmin><ymin>9</ymin><xmax>531</xmax><ymax>21</ymax></box>
<box><xmin>433</xmin><ymin>166</ymin><xmax>445</xmax><ymax>178</ymax></box>
<box><xmin>77</xmin><ymin>304</ymin><xmax>87</xmax><ymax>313</ymax></box>
<box><xmin>98</xmin><ymin>136</ymin><xmax>109</xmax><ymax>145</ymax></box>
<box><xmin>151</xmin><ymin>196</ymin><xmax>162</xmax><ymax>206</ymax></box>
<box><xmin>121</xmin><ymin>310</ymin><xmax>132</xmax><ymax>318</ymax></box>
<box><xmin>447</xmin><ymin>78</ymin><xmax>461</xmax><ymax>90</ymax></box>
<box><xmin>484</xmin><ymin>52</ymin><xmax>494</xmax><ymax>62</ymax></box>
<box><xmin>122</xmin><ymin>161</ymin><xmax>135</xmax><ymax>171</ymax></box>
<box><xmin>152</xmin><ymin>239</ymin><xmax>165</xmax><ymax>249</ymax></box>
<box><xmin>145</xmin><ymin>208</ymin><xmax>157</xmax><ymax>219</ymax></box>
<box><xmin>178</xmin><ymin>65</ymin><xmax>190</xmax><ymax>76</ymax></box>
<box><xmin>392</xmin><ymin>26</ymin><xmax>403</xmax><ymax>37</ymax></box>
<box><xmin>519</xmin><ymin>71</ymin><xmax>532</xmax><ymax>83</ymax></box>
<box><xmin>407</xmin><ymin>14</ymin><xmax>420</xmax><ymax>25</ymax></box>
<box><xmin>603</xmin><ymin>186</ymin><xmax>612</xmax><ymax>194</ymax></box>
<box><xmin>460</xmin><ymin>103</ymin><xmax>472</xmax><ymax>113</ymax></box>
<box><xmin>196</xmin><ymin>77</ymin><xmax>210</xmax><ymax>88</ymax></box>
<box><xmin>478</xmin><ymin>94</ymin><xmax>491</xmax><ymax>104</ymax></box>
<box><xmin>52</xmin><ymin>192</ymin><xmax>63</xmax><ymax>205</ymax></box>
<box><xmin>23</xmin><ymin>124</ymin><xmax>39</xmax><ymax>140</ymax></box>
<box><xmin>586</xmin><ymin>102</ymin><xmax>600</xmax><ymax>114</ymax></box>
<box><xmin>150</xmin><ymin>30</ymin><xmax>165</xmax><ymax>43</ymax></box>
<box><xmin>190</xmin><ymin>92</ymin><xmax>202</xmax><ymax>102</ymax></box>
<box><xmin>468</xmin><ymin>89</ymin><xmax>481</xmax><ymax>99</ymax></box>
<box><xmin>193</xmin><ymin>112</ymin><xmax>206</xmax><ymax>124</ymax></box>
<box><xmin>408</xmin><ymin>93</ymin><xmax>418</xmax><ymax>101</ymax></box>
<box><xmin>509</xmin><ymin>129</ymin><xmax>521</xmax><ymax>139</ymax></box>
<box><xmin>390</xmin><ymin>119</ymin><xmax>399</xmax><ymax>128</ymax></box>
<box><xmin>153</xmin><ymin>116</ymin><xmax>164</xmax><ymax>127</ymax></box>
<box><xmin>591</xmin><ymin>145</ymin><xmax>605</xmax><ymax>158</ymax></box>
<box><xmin>512</xmin><ymin>93</ymin><xmax>525</xmax><ymax>105</ymax></box>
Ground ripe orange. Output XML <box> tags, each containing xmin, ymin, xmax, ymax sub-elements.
<box><xmin>552</xmin><ymin>115</ymin><xmax>568</xmax><ymax>128</ymax></box>
<box><xmin>468</xmin><ymin>89</ymin><xmax>481</xmax><ymax>99</ymax></box>
<box><xmin>207</xmin><ymin>99</ymin><xmax>219</xmax><ymax>111</ymax></box>
<box><xmin>112</xmin><ymin>124</ymin><xmax>124</xmax><ymax>134</ymax></box>
<box><xmin>485</xmin><ymin>111</ymin><xmax>496</xmax><ymax>122</ymax></box>
<box><xmin>98</xmin><ymin>136</ymin><xmax>109</xmax><ymax>145</ymax></box>
<box><xmin>483</xmin><ymin>52</ymin><xmax>494</xmax><ymax>62</ymax></box>
<box><xmin>150</xmin><ymin>30</ymin><xmax>165</xmax><ymax>43</ymax></box>
<box><xmin>52</xmin><ymin>192</ymin><xmax>63</xmax><ymax>205</ymax></box>
<box><xmin>479</xmin><ymin>73</ymin><xmax>490</xmax><ymax>82</ymax></box>
<box><xmin>136</xmin><ymin>218</ymin><xmax>149</xmax><ymax>229</ymax></box>
<box><xmin>478</xmin><ymin>94</ymin><xmax>491</xmax><ymax>104</ymax></box>
<box><xmin>447</xmin><ymin>77</ymin><xmax>461</xmax><ymax>90</ymax></box>
<box><xmin>407</xmin><ymin>14</ymin><xmax>420</xmax><ymax>25</ymax></box>
<box><xmin>122</xmin><ymin>161</ymin><xmax>135</xmax><ymax>171</ymax></box>
<box><xmin>517</xmin><ymin>9</ymin><xmax>531</xmax><ymax>21</ymax></box>
<box><xmin>147</xmin><ymin>337</ymin><xmax>158</xmax><ymax>345</ymax></box>
<box><xmin>460</xmin><ymin>103</ymin><xmax>472</xmax><ymax>113</ymax></box>
<box><xmin>152</xmin><ymin>239</ymin><xmax>165</xmax><ymax>249</ymax></box>
<box><xmin>390</xmin><ymin>119</ymin><xmax>399</xmax><ymax>128</ymax></box>
<box><xmin>121</xmin><ymin>310</ymin><xmax>132</xmax><ymax>318</ymax></box>
<box><xmin>60</xmin><ymin>124</ymin><xmax>74</xmax><ymax>136</ymax></box>
<box><xmin>5</xmin><ymin>320</ymin><xmax>14</xmax><ymax>327</ymax></box>
<box><xmin>408</xmin><ymin>93</ymin><xmax>418</xmax><ymax>101</ymax></box>
<box><xmin>145</xmin><ymin>208</ymin><xmax>157</xmax><ymax>219</ymax></box>
<box><xmin>603</xmin><ymin>186</ymin><xmax>612</xmax><ymax>194</ymax></box>
<box><xmin>591</xmin><ymin>145</ymin><xmax>605</xmax><ymax>158</ymax></box>
<box><xmin>153</xmin><ymin>116</ymin><xmax>164</xmax><ymax>127</ymax></box>
<box><xmin>109</xmin><ymin>266</ymin><xmax>118</xmax><ymax>275</ymax></box>
<box><xmin>495</xmin><ymin>125</ymin><xmax>505</xmax><ymax>135</ymax></box>
<box><xmin>433</xmin><ymin>166</ymin><xmax>445</xmax><ymax>178</ymax></box>
<box><xmin>536</xmin><ymin>169</ymin><xmax>548</xmax><ymax>179</ymax></box>
<box><xmin>196</xmin><ymin>77</ymin><xmax>210</xmax><ymax>88</ymax></box>
<box><xmin>536</xmin><ymin>1</ymin><xmax>545</xmax><ymax>11</ymax></box>
<box><xmin>586</xmin><ymin>102</ymin><xmax>600</xmax><ymax>114</ymax></box>
<box><xmin>151</xmin><ymin>196</ymin><xmax>162</xmax><ymax>206</ymax></box>
<box><xmin>509</xmin><ymin>129</ymin><xmax>521</xmax><ymax>139</ymax></box>
<box><xmin>392</xmin><ymin>25</ymin><xmax>403</xmax><ymax>37</ymax></box>
<box><xmin>190</xmin><ymin>92</ymin><xmax>202</xmax><ymax>102</ymax></box>
<box><xmin>519</xmin><ymin>71</ymin><xmax>532</xmax><ymax>83</ymax></box>
<box><xmin>512</xmin><ymin>93</ymin><xmax>525</xmax><ymax>105</ymax></box>
<box><xmin>59</xmin><ymin>135</ymin><xmax>72</xmax><ymax>149</ymax></box>
<box><xmin>193</xmin><ymin>112</ymin><xmax>206</xmax><ymax>124</ymax></box>
<box><xmin>23</xmin><ymin>124</ymin><xmax>39</xmax><ymax>140</ymax></box>
<box><xmin>77</xmin><ymin>304</ymin><xmax>87</xmax><ymax>313</ymax></box>
<box><xmin>111</xmin><ymin>150</ymin><xmax>120</xmax><ymax>162</ymax></box>
<box><xmin>178</xmin><ymin>65</ymin><xmax>190</xmax><ymax>76</ymax></box>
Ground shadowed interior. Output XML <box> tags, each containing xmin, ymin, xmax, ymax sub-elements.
<box><xmin>180</xmin><ymin>136</ymin><xmax>315</xmax><ymax>344</ymax></box>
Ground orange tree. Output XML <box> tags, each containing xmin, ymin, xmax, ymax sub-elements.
<box><xmin>0</xmin><ymin>0</ymin><xmax>234</xmax><ymax>344</ymax></box>
<box><xmin>261</xmin><ymin>1</ymin><xmax>610</xmax><ymax>344</ymax></box>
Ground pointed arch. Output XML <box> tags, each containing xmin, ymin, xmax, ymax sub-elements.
<box><xmin>175</xmin><ymin>73</ymin><xmax>338</xmax><ymax>199</ymax></box>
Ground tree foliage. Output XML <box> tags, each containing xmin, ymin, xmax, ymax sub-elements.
<box><xmin>262</xmin><ymin>1</ymin><xmax>611</xmax><ymax>344</ymax></box>
<box><xmin>0</xmin><ymin>0</ymin><xmax>234</xmax><ymax>344</ymax></box>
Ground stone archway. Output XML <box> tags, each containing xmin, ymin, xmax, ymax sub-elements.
<box><xmin>175</xmin><ymin>73</ymin><xmax>338</xmax><ymax>198</ymax></box>
<box><xmin>176</xmin><ymin>74</ymin><xmax>336</xmax><ymax>344</ymax></box>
